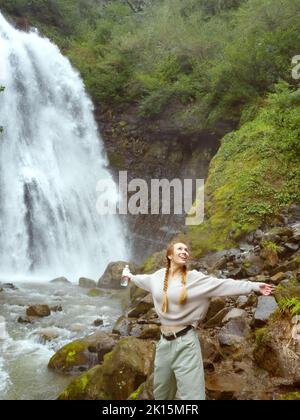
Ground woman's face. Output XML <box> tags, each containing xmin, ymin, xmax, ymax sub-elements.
<box><xmin>169</xmin><ymin>243</ymin><xmax>190</xmax><ymax>266</ymax></box>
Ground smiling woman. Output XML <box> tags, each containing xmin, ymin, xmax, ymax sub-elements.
<box><xmin>123</xmin><ymin>239</ymin><xmax>274</xmax><ymax>400</ymax></box>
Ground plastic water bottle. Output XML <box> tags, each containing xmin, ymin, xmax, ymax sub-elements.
<box><xmin>121</xmin><ymin>265</ymin><xmax>130</xmax><ymax>287</ymax></box>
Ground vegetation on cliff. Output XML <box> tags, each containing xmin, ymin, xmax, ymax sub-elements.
<box><xmin>188</xmin><ymin>82</ymin><xmax>300</xmax><ymax>256</ymax></box>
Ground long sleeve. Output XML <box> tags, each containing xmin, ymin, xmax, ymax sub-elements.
<box><xmin>190</xmin><ymin>270</ymin><xmax>263</xmax><ymax>298</ymax></box>
<box><xmin>130</xmin><ymin>273</ymin><xmax>153</xmax><ymax>293</ymax></box>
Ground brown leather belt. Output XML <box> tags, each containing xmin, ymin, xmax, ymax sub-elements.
<box><xmin>161</xmin><ymin>325</ymin><xmax>193</xmax><ymax>341</ymax></box>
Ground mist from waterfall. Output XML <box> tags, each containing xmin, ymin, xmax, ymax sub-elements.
<box><xmin>0</xmin><ymin>13</ymin><xmax>129</xmax><ymax>282</ymax></box>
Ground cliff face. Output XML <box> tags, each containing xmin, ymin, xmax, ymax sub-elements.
<box><xmin>96</xmin><ymin>104</ymin><xmax>221</xmax><ymax>262</ymax></box>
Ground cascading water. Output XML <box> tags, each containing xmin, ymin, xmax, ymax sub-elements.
<box><xmin>0</xmin><ymin>13</ymin><xmax>128</xmax><ymax>281</ymax></box>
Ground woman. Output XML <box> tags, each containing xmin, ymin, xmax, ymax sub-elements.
<box><xmin>123</xmin><ymin>240</ymin><xmax>274</xmax><ymax>400</ymax></box>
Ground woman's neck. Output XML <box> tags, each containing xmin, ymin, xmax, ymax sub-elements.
<box><xmin>169</xmin><ymin>264</ymin><xmax>184</xmax><ymax>277</ymax></box>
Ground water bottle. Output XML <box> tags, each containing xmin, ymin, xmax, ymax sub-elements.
<box><xmin>121</xmin><ymin>265</ymin><xmax>130</xmax><ymax>287</ymax></box>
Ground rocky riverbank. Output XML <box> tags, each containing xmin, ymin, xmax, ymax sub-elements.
<box><xmin>50</xmin><ymin>217</ymin><xmax>300</xmax><ymax>400</ymax></box>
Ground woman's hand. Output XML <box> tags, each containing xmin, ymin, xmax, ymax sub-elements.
<box><xmin>259</xmin><ymin>283</ymin><xmax>275</xmax><ymax>296</ymax></box>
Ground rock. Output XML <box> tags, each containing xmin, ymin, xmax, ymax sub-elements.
<box><xmin>50</xmin><ymin>277</ymin><xmax>71</xmax><ymax>284</ymax></box>
<box><xmin>87</xmin><ymin>288</ymin><xmax>102</xmax><ymax>297</ymax></box>
<box><xmin>204</xmin><ymin>308</ymin><xmax>230</xmax><ymax>329</ymax></box>
<box><xmin>128</xmin><ymin>373</ymin><xmax>154</xmax><ymax>400</ymax></box>
<box><xmin>79</xmin><ymin>278</ymin><xmax>97</xmax><ymax>288</ymax></box>
<box><xmin>218</xmin><ymin>318</ymin><xmax>251</xmax><ymax>347</ymax></box>
<box><xmin>98</xmin><ymin>261</ymin><xmax>138</xmax><ymax>289</ymax></box>
<box><xmin>58</xmin><ymin>337</ymin><xmax>155</xmax><ymax>400</ymax></box>
<box><xmin>253</xmin><ymin>297</ymin><xmax>278</xmax><ymax>327</ymax></box>
<box><xmin>0</xmin><ymin>283</ymin><xmax>18</xmax><ymax>290</ymax></box>
<box><xmin>254</xmin><ymin>318</ymin><xmax>300</xmax><ymax>381</ymax></box>
<box><xmin>271</xmin><ymin>260</ymin><xmax>298</xmax><ymax>275</ymax></box>
<box><xmin>222</xmin><ymin>309</ymin><xmax>247</xmax><ymax>324</ymax></box>
<box><xmin>50</xmin><ymin>305</ymin><xmax>63</xmax><ymax>312</ymax></box>
<box><xmin>127</xmin><ymin>294</ymin><xmax>153</xmax><ymax>318</ymax></box>
<box><xmin>17</xmin><ymin>316</ymin><xmax>32</xmax><ymax>324</ymax></box>
<box><xmin>130</xmin><ymin>323</ymin><xmax>161</xmax><ymax>340</ymax></box>
<box><xmin>260</xmin><ymin>248</ymin><xmax>279</xmax><ymax>268</ymax></box>
<box><xmin>227</xmin><ymin>266</ymin><xmax>244</xmax><ymax>279</ymax></box>
<box><xmin>36</xmin><ymin>328</ymin><xmax>60</xmax><ymax>342</ymax></box>
<box><xmin>48</xmin><ymin>331</ymin><xmax>118</xmax><ymax>375</ymax></box>
<box><xmin>26</xmin><ymin>305</ymin><xmax>51</xmax><ymax>317</ymax></box>
<box><xmin>112</xmin><ymin>315</ymin><xmax>133</xmax><ymax>336</ymax></box>
<box><xmin>93</xmin><ymin>319</ymin><xmax>104</xmax><ymax>327</ymax></box>
<box><xmin>137</xmin><ymin>308</ymin><xmax>160</xmax><ymax>325</ymax></box>
<box><xmin>205</xmin><ymin>297</ymin><xmax>227</xmax><ymax>321</ymax></box>
<box><xmin>284</xmin><ymin>243</ymin><xmax>299</xmax><ymax>252</ymax></box>
<box><xmin>236</xmin><ymin>296</ymin><xmax>248</xmax><ymax>309</ymax></box>
<box><xmin>243</xmin><ymin>255</ymin><xmax>264</xmax><ymax>277</ymax></box>
<box><xmin>270</xmin><ymin>272</ymin><xmax>286</xmax><ymax>285</ymax></box>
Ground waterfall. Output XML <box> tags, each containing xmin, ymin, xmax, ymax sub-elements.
<box><xmin>0</xmin><ymin>13</ymin><xmax>128</xmax><ymax>281</ymax></box>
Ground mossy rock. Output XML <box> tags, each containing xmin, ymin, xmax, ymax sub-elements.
<box><xmin>58</xmin><ymin>337</ymin><xmax>155</xmax><ymax>400</ymax></box>
<box><xmin>87</xmin><ymin>288</ymin><xmax>102</xmax><ymax>297</ymax></box>
<box><xmin>48</xmin><ymin>331</ymin><xmax>117</xmax><ymax>375</ymax></box>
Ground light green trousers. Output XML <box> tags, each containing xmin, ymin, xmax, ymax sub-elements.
<box><xmin>153</xmin><ymin>328</ymin><xmax>206</xmax><ymax>400</ymax></box>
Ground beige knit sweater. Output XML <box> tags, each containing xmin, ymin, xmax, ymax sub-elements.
<box><xmin>131</xmin><ymin>268</ymin><xmax>264</xmax><ymax>327</ymax></box>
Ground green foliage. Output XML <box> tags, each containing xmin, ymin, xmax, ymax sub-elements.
<box><xmin>3</xmin><ymin>0</ymin><xmax>300</xmax><ymax>128</ymax></box>
<box><xmin>188</xmin><ymin>83</ymin><xmax>300</xmax><ymax>257</ymax></box>
<box><xmin>278</xmin><ymin>297</ymin><xmax>300</xmax><ymax>316</ymax></box>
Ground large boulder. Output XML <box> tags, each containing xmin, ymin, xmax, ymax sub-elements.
<box><xmin>48</xmin><ymin>331</ymin><xmax>118</xmax><ymax>375</ymax></box>
<box><xmin>254</xmin><ymin>318</ymin><xmax>300</xmax><ymax>382</ymax></box>
<box><xmin>58</xmin><ymin>337</ymin><xmax>155</xmax><ymax>400</ymax></box>
<box><xmin>79</xmin><ymin>278</ymin><xmax>97</xmax><ymax>288</ymax></box>
<box><xmin>217</xmin><ymin>317</ymin><xmax>251</xmax><ymax>348</ymax></box>
<box><xmin>97</xmin><ymin>261</ymin><xmax>138</xmax><ymax>289</ymax></box>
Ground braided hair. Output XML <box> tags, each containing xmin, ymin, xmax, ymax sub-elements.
<box><xmin>162</xmin><ymin>241</ymin><xmax>189</xmax><ymax>313</ymax></box>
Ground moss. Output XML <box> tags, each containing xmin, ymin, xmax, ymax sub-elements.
<box><xmin>87</xmin><ymin>288</ymin><xmax>101</xmax><ymax>297</ymax></box>
<box><xmin>254</xmin><ymin>327</ymin><xmax>267</xmax><ymax>346</ymax></box>
<box><xmin>48</xmin><ymin>340</ymin><xmax>88</xmax><ymax>372</ymax></box>
<box><xmin>281</xmin><ymin>392</ymin><xmax>300</xmax><ymax>400</ymax></box>
<box><xmin>187</xmin><ymin>83</ymin><xmax>300</xmax><ymax>258</ymax></box>
<box><xmin>128</xmin><ymin>383</ymin><xmax>145</xmax><ymax>400</ymax></box>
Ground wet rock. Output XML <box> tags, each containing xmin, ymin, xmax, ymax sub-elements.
<box><xmin>112</xmin><ymin>315</ymin><xmax>133</xmax><ymax>336</ymax></box>
<box><xmin>58</xmin><ymin>337</ymin><xmax>155</xmax><ymax>400</ymax></box>
<box><xmin>0</xmin><ymin>283</ymin><xmax>18</xmax><ymax>290</ymax></box>
<box><xmin>50</xmin><ymin>305</ymin><xmax>63</xmax><ymax>312</ymax></box>
<box><xmin>50</xmin><ymin>277</ymin><xmax>71</xmax><ymax>284</ymax></box>
<box><xmin>127</xmin><ymin>294</ymin><xmax>153</xmax><ymax>318</ymax></box>
<box><xmin>93</xmin><ymin>319</ymin><xmax>104</xmax><ymax>327</ymax></box>
<box><xmin>253</xmin><ymin>297</ymin><xmax>278</xmax><ymax>327</ymax></box>
<box><xmin>48</xmin><ymin>330</ymin><xmax>118</xmax><ymax>375</ymax></box>
<box><xmin>36</xmin><ymin>328</ymin><xmax>60</xmax><ymax>342</ymax></box>
<box><xmin>17</xmin><ymin>316</ymin><xmax>32</xmax><ymax>324</ymax></box>
<box><xmin>137</xmin><ymin>308</ymin><xmax>160</xmax><ymax>325</ymax></box>
<box><xmin>26</xmin><ymin>305</ymin><xmax>51</xmax><ymax>317</ymax></box>
<box><xmin>87</xmin><ymin>288</ymin><xmax>102</xmax><ymax>297</ymax></box>
<box><xmin>98</xmin><ymin>261</ymin><xmax>138</xmax><ymax>289</ymax></box>
<box><xmin>79</xmin><ymin>278</ymin><xmax>97</xmax><ymax>288</ymax></box>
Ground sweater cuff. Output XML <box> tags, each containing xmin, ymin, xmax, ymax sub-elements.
<box><xmin>251</xmin><ymin>282</ymin><xmax>263</xmax><ymax>293</ymax></box>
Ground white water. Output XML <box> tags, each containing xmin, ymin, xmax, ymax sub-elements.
<box><xmin>0</xmin><ymin>282</ymin><xmax>128</xmax><ymax>400</ymax></box>
<box><xmin>0</xmin><ymin>13</ymin><xmax>128</xmax><ymax>281</ymax></box>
